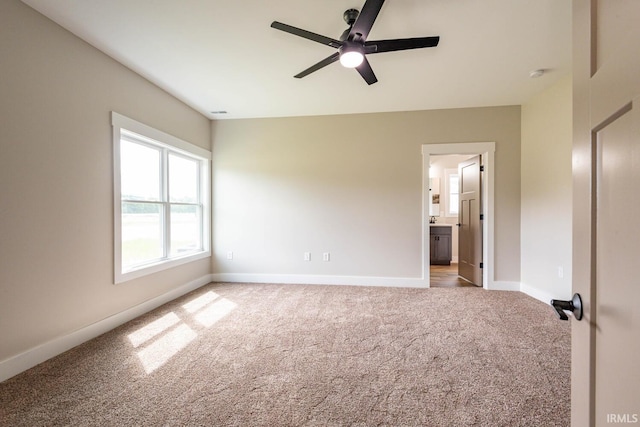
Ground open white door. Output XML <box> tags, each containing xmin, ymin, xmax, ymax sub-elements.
<box><xmin>572</xmin><ymin>1</ymin><xmax>640</xmax><ymax>425</ymax></box>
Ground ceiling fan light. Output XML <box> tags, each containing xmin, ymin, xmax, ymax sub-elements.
<box><xmin>340</xmin><ymin>50</ymin><xmax>364</xmax><ymax>68</ymax></box>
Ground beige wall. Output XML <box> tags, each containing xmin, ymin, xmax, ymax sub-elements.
<box><xmin>521</xmin><ymin>75</ymin><xmax>573</xmax><ymax>299</ymax></box>
<box><xmin>0</xmin><ymin>0</ymin><xmax>211</xmax><ymax>362</ymax></box>
<box><xmin>212</xmin><ymin>106</ymin><xmax>521</xmax><ymax>282</ymax></box>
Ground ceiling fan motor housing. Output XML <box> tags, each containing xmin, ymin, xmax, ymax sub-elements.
<box><xmin>343</xmin><ymin>8</ymin><xmax>359</xmax><ymax>26</ymax></box>
<box><xmin>341</xmin><ymin>9</ymin><xmax>360</xmax><ymax>41</ymax></box>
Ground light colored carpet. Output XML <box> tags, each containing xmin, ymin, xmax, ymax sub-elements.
<box><xmin>0</xmin><ymin>283</ymin><xmax>570</xmax><ymax>426</ymax></box>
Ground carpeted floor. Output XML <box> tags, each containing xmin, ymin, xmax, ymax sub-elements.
<box><xmin>0</xmin><ymin>283</ymin><xmax>570</xmax><ymax>426</ymax></box>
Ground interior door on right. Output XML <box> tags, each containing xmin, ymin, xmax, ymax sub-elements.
<box><xmin>593</xmin><ymin>98</ymin><xmax>640</xmax><ymax>426</ymax></box>
<box><xmin>458</xmin><ymin>155</ymin><xmax>482</xmax><ymax>286</ymax></box>
<box><xmin>572</xmin><ymin>1</ymin><xmax>640</xmax><ymax>425</ymax></box>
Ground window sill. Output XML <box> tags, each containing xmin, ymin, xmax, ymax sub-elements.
<box><xmin>115</xmin><ymin>250</ymin><xmax>211</xmax><ymax>284</ymax></box>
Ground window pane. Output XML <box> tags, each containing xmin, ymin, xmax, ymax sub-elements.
<box><xmin>121</xmin><ymin>140</ymin><xmax>161</xmax><ymax>201</ymax></box>
<box><xmin>449</xmin><ymin>175</ymin><xmax>460</xmax><ymax>215</ymax></box>
<box><xmin>169</xmin><ymin>154</ymin><xmax>198</xmax><ymax>203</ymax></box>
<box><xmin>170</xmin><ymin>205</ymin><xmax>201</xmax><ymax>256</ymax></box>
<box><xmin>122</xmin><ymin>202</ymin><xmax>163</xmax><ymax>268</ymax></box>
<box><xmin>450</xmin><ymin>194</ymin><xmax>459</xmax><ymax>215</ymax></box>
<box><xmin>450</xmin><ymin>176</ymin><xmax>459</xmax><ymax>194</ymax></box>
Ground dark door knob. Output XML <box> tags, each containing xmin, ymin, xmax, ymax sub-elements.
<box><xmin>550</xmin><ymin>293</ymin><xmax>583</xmax><ymax>321</ymax></box>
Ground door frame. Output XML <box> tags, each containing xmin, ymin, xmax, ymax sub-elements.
<box><xmin>422</xmin><ymin>142</ymin><xmax>496</xmax><ymax>289</ymax></box>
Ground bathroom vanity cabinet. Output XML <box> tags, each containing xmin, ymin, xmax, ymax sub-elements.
<box><xmin>430</xmin><ymin>225</ymin><xmax>452</xmax><ymax>265</ymax></box>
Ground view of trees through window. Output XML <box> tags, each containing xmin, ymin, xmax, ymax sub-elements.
<box><xmin>120</xmin><ymin>138</ymin><xmax>202</xmax><ymax>270</ymax></box>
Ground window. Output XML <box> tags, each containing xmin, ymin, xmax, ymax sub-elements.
<box><xmin>112</xmin><ymin>113</ymin><xmax>211</xmax><ymax>283</ymax></box>
<box><xmin>445</xmin><ymin>169</ymin><xmax>459</xmax><ymax>217</ymax></box>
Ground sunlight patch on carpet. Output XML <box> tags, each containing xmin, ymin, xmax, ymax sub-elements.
<box><xmin>182</xmin><ymin>291</ymin><xmax>220</xmax><ymax>314</ymax></box>
<box><xmin>128</xmin><ymin>291</ymin><xmax>238</xmax><ymax>374</ymax></box>
<box><xmin>194</xmin><ymin>298</ymin><xmax>237</xmax><ymax>327</ymax></box>
<box><xmin>127</xmin><ymin>312</ymin><xmax>181</xmax><ymax>348</ymax></box>
<box><xmin>136</xmin><ymin>323</ymin><xmax>197</xmax><ymax>374</ymax></box>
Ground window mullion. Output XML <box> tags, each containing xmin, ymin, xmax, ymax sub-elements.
<box><xmin>162</xmin><ymin>148</ymin><xmax>170</xmax><ymax>259</ymax></box>
<box><xmin>197</xmin><ymin>161</ymin><xmax>203</xmax><ymax>251</ymax></box>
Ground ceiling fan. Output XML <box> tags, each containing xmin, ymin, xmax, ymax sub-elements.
<box><xmin>270</xmin><ymin>0</ymin><xmax>440</xmax><ymax>85</ymax></box>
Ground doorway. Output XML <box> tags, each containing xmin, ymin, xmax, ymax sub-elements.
<box><xmin>429</xmin><ymin>154</ymin><xmax>482</xmax><ymax>287</ymax></box>
<box><xmin>421</xmin><ymin>142</ymin><xmax>495</xmax><ymax>289</ymax></box>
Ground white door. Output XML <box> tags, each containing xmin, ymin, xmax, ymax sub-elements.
<box><xmin>572</xmin><ymin>1</ymin><xmax>640</xmax><ymax>425</ymax></box>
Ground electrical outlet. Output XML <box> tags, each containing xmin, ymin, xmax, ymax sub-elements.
<box><xmin>323</xmin><ymin>252</ymin><xmax>330</xmax><ymax>262</ymax></box>
<box><xmin>304</xmin><ymin>252</ymin><xmax>311</xmax><ymax>261</ymax></box>
<box><xmin>557</xmin><ymin>266</ymin><xmax>564</xmax><ymax>278</ymax></box>
<box><xmin>227</xmin><ymin>251</ymin><xmax>233</xmax><ymax>260</ymax></box>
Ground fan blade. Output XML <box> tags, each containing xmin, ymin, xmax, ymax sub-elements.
<box><xmin>365</xmin><ymin>36</ymin><xmax>440</xmax><ymax>54</ymax></box>
<box><xmin>356</xmin><ymin>57</ymin><xmax>378</xmax><ymax>85</ymax></box>
<box><xmin>349</xmin><ymin>0</ymin><xmax>385</xmax><ymax>41</ymax></box>
<box><xmin>271</xmin><ymin>21</ymin><xmax>342</xmax><ymax>48</ymax></box>
<box><xmin>294</xmin><ymin>52</ymin><xmax>341</xmax><ymax>78</ymax></box>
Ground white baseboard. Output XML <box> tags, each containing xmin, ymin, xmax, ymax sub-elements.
<box><xmin>520</xmin><ymin>283</ymin><xmax>560</xmax><ymax>305</ymax></box>
<box><xmin>211</xmin><ymin>273</ymin><xmax>429</xmax><ymax>288</ymax></box>
<box><xmin>212</xmin><ymin>274</ymin><xmax>527</xmax><ymax>294</ymax></box>
<box><xmin>0</xmin><ymin>274</ymin><xmax>213</xmax><ymax>383</ymax></box>
<box><xmin>487</xmin><ymin>280</ymin><xmax>521</xmax><ymax>291</ymax></box>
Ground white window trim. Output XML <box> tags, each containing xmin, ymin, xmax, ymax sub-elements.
<box><xmin>112</xmin><ymin>112</ymin><xmax>211</xmax><ymax>284</ymax></box>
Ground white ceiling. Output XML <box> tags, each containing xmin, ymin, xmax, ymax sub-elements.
<box><xmin>21</xmin><ymin>0</ymin><xmax>571</xmax><ymax>120</ymax></box>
